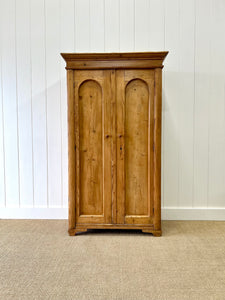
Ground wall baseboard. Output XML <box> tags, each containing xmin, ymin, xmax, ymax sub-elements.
<box><xmin>0</xmin><ymin>207</ymin><xmax>68</xmax><ymax>219</ymax></box>
<box><xmin>162</xmin><ymin>207</ymin><xmax>225</xmax><ymax>220</ymax></box>
<box><xmin>0</xmin><ymin>207</ymin><xmax>225</xmax><ymax>220</ymax></box>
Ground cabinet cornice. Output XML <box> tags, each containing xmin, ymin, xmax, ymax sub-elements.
<box><xmin>61</xmin><ymin>52</ymin><xmax>169</xmax><ymax>70</ymax></box>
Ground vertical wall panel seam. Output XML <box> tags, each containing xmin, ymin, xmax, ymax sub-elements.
<box><xmin>0</xmin><ymin>54</ymin><xmax>6</xmax><ymax>207</ymax></box>
<box><xmin>29</xmin><ymin>0</ymin><xmax>35</xmax><ymax>207</ymax></box>
<box><xmin>74</xmin><ymin>0</ymin><xmax>76</xmax><ymax>51</ymax></box>
<box><xmin>133</xmin><ymin>0</ymin><xmax>135</xmax><ymax>51</ymax></box>
<box><xmin>103</xmin><ymin>0</ymin><xmax>106</xmax><ymax>52</ymax></box>
<box><xmin>148</xmin><ymin>0</ymin><xmax>150</xmax><ymax>51</ymax></box>
<box><xmin>207</xmin><ymin>0</ymin><xmax>213</xmax><ymax>208</ymax></box>
<box><xmin>44</xmin><ymin>0</ymin><xmax>49</xmax><ymax>208</ymax></box>
<box><xmin>89</xmin><ymin>0</ymin><xmax>91</xmax><ymax>51</ymax></box>
<box><xmin>15</xmin><ymin>0</ymin><xmax>21</xmax><ymax>207</ymax></box>
<box><xmin>192</xmin><ymin>0</ymin><xmax>197</xmax><ymax>208</ymax></box>
<box><xmin>162</xmin><ymin>0</ymin><xmax>166</xmax><ymax>208</ymax></box>
<box><xmin>59</xmin><ymin>0</ymin><xmax>63</xmax><ymax>208</ymax></box>
<box><xmin>118</xmin><ymin>0</ymin><xmax>120</xmax><ymax>51</ymax></box>
<box><xmin>177</xmin><ymin>0</ymin><xmax>181</xmax><ymax>208</ymax></box>
<box><xmin>163</xmin><ymin>0</ymin><xmax>166</xmax><ymax>52</ymax></box>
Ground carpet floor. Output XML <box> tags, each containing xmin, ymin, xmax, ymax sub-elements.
<box><xmin>0</xmin><ymin>220</ymin><xmax>225</xmax><ymax>300</ymax></box>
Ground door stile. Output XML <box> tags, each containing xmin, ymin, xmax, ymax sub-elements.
<box><xmin>115</xmin><ymin>70</ymin><xmax>126</xmax><ymax>224</ymax></box>
<box><xmin>102</xmin><ymin>70</ymin><xmax>113</xmax><ymax>224</ymax></box>
<box><xmin>150</xmin><ymin>77</ymin><xmax>155</xmax><ymax>218</ymax></box>
<box><xmin>110</xmin><ymin>69</ymin><xmax>117</xmax><ymax>224</ymax></box>
<box><xmin>74</xmin><ymin>75</ymin><xmax>80</xmax><ymax>223</ymax></box>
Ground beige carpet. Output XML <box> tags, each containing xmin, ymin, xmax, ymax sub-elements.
<box><xmin>0</xmin><ymin>220</ymin><xmax>225</xmax><ymax>300</ymax></box>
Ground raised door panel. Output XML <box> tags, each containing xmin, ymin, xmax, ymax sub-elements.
<box><xmin>116</xmin><ymin>70</ymin><xmax>155</xmax><ymax>225</ymax></box>
<box><xmin>74</xmin><ymin>70</ymin><xmax>112</xmax><ymax>224</ymax></box>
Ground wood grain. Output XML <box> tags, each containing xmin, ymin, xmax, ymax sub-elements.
<box><xmin>103</xmin><ymin>70</ymin><xmax>114</xmax><ymax>224</ymax></box>
<box><xmin>125</xmin><ymin>79</ymin><xmax>149</xmax><ymax>215</ymax></box>
<box><xmin>74</xmin><ymin>70</ymin><xmax>112</xmax><ymax>225</ymax></box>
<box><xmin>61</xmin><ymin>52</ymin><xmax>169</xmax><ymax>61</ymax></box>
<box><xmin>115</xmin><ymin>70</ymin><xmax>125</xmax><ymax>224</ymax></box>
<box><xmin>61</xmin><ymin>52</ymin><xmax>168</xmax><ymax>70</ymax></box>
<box><xmin>116</xmin><ymin>69</ymin><xmax>154</xmax><ymax>226</ymax></box>
<box><xmin>64</xmin><ymin>59</ymin><xmax>165</xmax><ymax>70</ymax></box>
<box><xmin>110</xmin><ymin>70</ymin><xmax>117</xmax><ymax>224</ymax></box>
<box><xmin>153</xmin><ymin>68</ymin><xmax>162</xmax><ymax>231</ymax></box>
<box><xmin>79</xmin><ymin>80</ymin><xmax>103</xmax><ymax>215</ymax></box>
<box><xmin>67</xmin><ymin>70</ymin><xmax>76</xmax><ymax>232</ymax></box>
<box><xmin>62</xmin><ymin>52</ymin><xmax>168</xmax><ymax>236</ymax></box>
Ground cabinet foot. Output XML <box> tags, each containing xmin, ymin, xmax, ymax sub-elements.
<box><xmin>142</xmin><ymin>229</ymin><xmax>162</xmax><ymax>237</ymax></box>
<box><xmin>68</xmin><ymin>228</ymin><xmax>76</xmax><ymax>236</ymax></box>
<box><xmin>68</xmin><ymin>228</ymin><xmax>88</xmax><ymax>236</ymax></box>
<box><xmin>152</xmin><ymin>230</ymin><xmax>162</xmax><ymax>237</ymax></box>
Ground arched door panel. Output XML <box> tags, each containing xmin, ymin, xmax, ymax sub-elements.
<box><xmin>116</xmin><ymin>70</ymin><xmax>155</xmax><ymax>225</ymax></box>
<box><xmin>74</xmin><ymin>70</ymin><xmax>112</xmax><ymax>224</ymax></box>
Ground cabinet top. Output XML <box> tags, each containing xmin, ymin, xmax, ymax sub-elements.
<box><xmin>61</xmin><ymin>51</ymin><xmax>168</xmax><ymax>70</ymax></box>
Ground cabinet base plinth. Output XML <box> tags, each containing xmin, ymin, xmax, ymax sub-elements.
<box><xmin>68</xmin><ymin>226</ymin><xmax>161</xmax><ymax>237</ymax></box>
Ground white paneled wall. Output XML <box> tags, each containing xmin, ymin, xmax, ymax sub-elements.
<box><xmin>0</xmin><ymin>0</ymin><xmax>225</xmax><ymax>219</ymax></box>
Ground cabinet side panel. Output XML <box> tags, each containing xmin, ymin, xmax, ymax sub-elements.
<box><xmin>153</xmin><ymin>68</ymin><xmax>162</xmax><ymax>231</ymax></box>
<box><xmin>67</xmin><ymin>70</ymin><xmax>76</xmax><ymax>232</ymax></box>
<box><xmin>79</xmin><ymin>80</ymin><xmax>103</xmax><ymax>215</ymax></box>
<box><xmin>125</xmin><ymin>79</ymin><xmax>149</xmax><ymax>215</ymax></box>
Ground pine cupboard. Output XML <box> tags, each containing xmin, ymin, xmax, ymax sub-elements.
<box><xmin>61</xmin><ymin>52</ymin><xmax>168</xmax><ymax>236</ymax></box>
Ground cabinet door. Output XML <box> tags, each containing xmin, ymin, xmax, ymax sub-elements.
<box><xmin>74</xmin><ymin>70</ymin><xmax>113</xmax><ymax>224</ymax></box>
<box><xmin>116</xmin><ymin>70</ymin><xmax>155</xmax><ymax>225</ymax></box>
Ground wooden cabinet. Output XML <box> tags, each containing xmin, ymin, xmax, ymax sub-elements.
<box><xmin>61</xmin><ymin>52</ymin><xmax>168</xmax><ymax>236</ymax></box>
